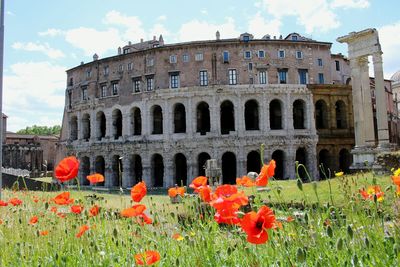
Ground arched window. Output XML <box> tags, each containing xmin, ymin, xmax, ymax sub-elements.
<box><xmin>95</xmin><ymin>156</ymin><xmax>105</xmax><ymax>186</ymax></box>
<box><xmin>245</xmin><ymin>100</ymin><xmax>259</xmax><ymax>130</ymax></box>
<box><xmin>129</xmin><ymin>154</ymin><xmax>142</xmax><ymax>186</ymax></box>
<box><xmin>174</xmin><ymin>153</ymin><xmax>187</xmax><ymax>186</ymax></box>
<box><xmin>272</xmin><ymin>150</ymin><xmax>285</xmax><ymax>179</ymax></box>
<box><xmin>152</xmin><ymin>105</ymin><xmax>163</xmax><ymax>134</ymax></box>
<box><xmin>197</xmin><ymin>152</ymin><xmax>211</xmax><ymax>176</ymax></box>
<box><xmin>270</xmin><ymin>100</ymin><xmax>282</xmax><ymax>130</ymax></box>
<box><xmin>293</xmin><ymin>99</ymin><xmax>305</xmax><ymax>129</ymax></box>
<box><xmin>222</xmin><ymin>152</ymin><xmax>236</xmax><ymax>184</ymax></box>
<box><xmin>315</xmin><ymin>100</ymin><xmax>328</xmax><ymax>129</ymax></box>
<box><xmin>173</xmin><ymin>104</ymin><xmax>186</xmax><ymax>133</ymax></box>
<box><xmin>130</xmin><ymin>107</ymin><xmax>142</xmax><ymax>136</ymax></box>
<box><xmin>335</xmin><ymin>100</ymin><xmax>347</xmax><ymax>129</ymax></box>
<box><xmin>112</xmin><ymin>109</ymin><xmax>123</xmax><ymax>139</ymax></box>
<box><xmin>247</xmin><ymin>151</ymin><xmax>261</xmax><ymax>173</ymax></box>
<box><xmin>220</xmin><ymin>100</ymin><xmax>235</xmax><ymax>134</ymax></box>
<box><xmin>196</xmin><ymin>102</ymin><xmax>210</xmax><ymax>134</ymax></box>
<box><xmin>82</xmin><ymin>113</ymin><xmax>91</xmax><ymax>141</ymax></box>
<box><xmin>318</xmin><ymin>149</ymin><xmax>331</xmax><ymax>179</ymax></box>
<box><xmin>70</xmin><ymin>116</ymin><xmax>78</xmax><ymax>140</ymax></box>
<box><xmin>339</xmin><ymin>148</ymin><xmax>352</xmax><ymax>173</ymax></box>
<box><xmin>96</xmin><ymin>111</ymin><xmax>106</xmax><ymax>140</ymax></box>
<box><xmin>111</xmin><ymin>155</ymin><xmax>122</xmax><ymax>187</ymax></box>
<box><xmin>295</xmin><ymin>148</ymin><xmax>307</xmax><ymax>182</ymax></box>
<box><xmin>152</xmin><ymin>154</ymin><xmax>164</xmax><ymax>187</ymax></box>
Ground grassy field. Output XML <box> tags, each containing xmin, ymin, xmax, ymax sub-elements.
<box><xmin>0</xmin><ymin>172</ymin><xmax>399</xmax><ymax>266</ymax></box>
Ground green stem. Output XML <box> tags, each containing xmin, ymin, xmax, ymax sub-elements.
<box><xmin>75</xmin><ymin>177</ymin><xmax>81</xmax><ymax>191</ymax></box>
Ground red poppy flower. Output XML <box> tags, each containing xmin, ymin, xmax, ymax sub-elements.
<box><xmin>8</xmin><ymin>198</ymin><xmax>23</xmax><ymax>206</ymax></box>
<box><xmin>50</xmin><ymin>206</ymin><xmax>58</xmax><ymax>213</ymax></box>
<box><xmin>172</xmin><ymin>233</ymin><xmax>184</xmax><ymax>241</ymax></box>
<box><xmin>392</xmin><ymin>175</ymin><xmax>400</xmax><ymax>186</ymax></box>
<box><xmin>236</xmin><ymin>176</ymin><xmax>256</xmax><ymax>187</ymax></box>
<box><xmin>168</xmin><ymin>187</ymin><xmax>185</xmax><ymax>198</ymax></box>
<box><xmin>40</xmin><ymin>230</ymin><xmax>49</xmax><ymax>236</ymax></box>
<box><xmin>32</xmin><ymin>196</ymin><xmax>39</xmax><ymax>203</ymax></box>
<box><xmin>255</xmin><ymin>160</ymin><xmax>276</xmax><ymax>186</ymax></box>
<box><xmin>189</xmin><ymin>176</ymin><xmax>208</xmax><ymax>192</ymax></box>
<box><xmin>89</xmin><ymin>205</ymin><xmax>99</xmax><ymax>217</ymax></box>
<box><xmin>70</xmin><ymin>205</ymin><xmax>84</xmax><ymax>214</ymax></box>
<box><xmin>240</xmin><ymin>206</ymin><xmax>276</xmax><ymax>244</ymax></box>
<box><xmin>53</xmin><ymin>192</ymin><xmax>74</xmax><ymax>205</ymax></box>
<box><xmin>76</xmin><ymin>225</ymin><xmax>90</xmax><ymax>238</ymax></box>
<box><xmin>134</xmin><ymin>250</ymin><xmax>161</xmax><ymax>266</ymax></box>
<box><xmin>29</xmin><ymin>216</ymin><xmax>39</xmax><ymax>225</ymax></box>
<box><xmin>121</xmin><ymin>204</ymin><xmax>147</xmax><ymax>218</ymax></box>
<box><xmin>55</xmin><ymin>156</ymin><xmax>80</xmax><ymax>183</ymax></box>
<box><xmin>131</xmin><ymin>182</ymin><xmax>147</xmax><ymax>202</ymax></box>
<box><xmin>0</xmin><ymin>200</ymin><xmax>8</xmax><ymax>206</ymax></box>
<box><xmin>87</xmin><ymin>173</ymin><xmax>105</xmax><ymax>184</ymax></box>
<box><xmin>136</xmin><ymin>213</ymin><xmax>153</xmax><ymax>225</ymax></box>
<box><xmin>210</xmin><ymin>191</ymin><xmax>248</xmax><ymax>211</ymax></box>
<box><xmin>214</xmin><ymin>208</ymin><xmax>241</xmax><ymax>225</ymax></box>
<box><xmin>286</xmin><ymin>216</ymin><xmax>294</xmax><ymax>222</ymax></box>
<box><xmin>198</xmin><ymin>185</ymin><xmax>212</xmax><ymax>202</ymax></box>
<box><xmin>359</xmin><ymin>186</ymin><xmax>384</xmax><ymax>202</ymax></box>
<box><xmin>214</xmin><ymin>184</ymin><xmax>238</xmax><ymax>197</ymax></box>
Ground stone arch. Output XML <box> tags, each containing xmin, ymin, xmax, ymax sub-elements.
<box><xmin>315</xmin><ymin>100</ymin><xmax>329</xmax><ymax>129</ymax></box>
<box><xmin>198</xmin><ymin>152</ymin><xmax>211</xmax><ymax>176</ymax></box>
<box><xmin>247</xmin><ymin>150</ymin><xmax>261</xmax><ymax>173</ymax></box>
<box><xmin>339</xmin><ymin>148</ymin><xmax>352</xmax><ymax>173</ymax></box>
<box><xmin>111</xmin><ymin>155</ymin><xmax>122</xmax><ymax>187</ymax></box>
<box><xmin>174</xmin><ymin>153</ymin><xmax>188</xmax><ymax>186</ymax></box>
<box><xmin>95</xmin><ymin>156</ymin><xmax>105</xmax><ymax>186</ymax></box>
<box><xmin>271</xmin><ymin>150</ymin><xmax>285</xmax><ymax>179</ymax></box>
<box><xmin>222</xmin><ymin>152</ymin><xmax>236</xmax><ymax>184</ymax></box>
<box><xmin>270</xmin><ymin>99</ymin><xmax>283</xmax><ymax>130</ymax></box>
<box><xmin>96</xmin><ymin>111</ymin><xmax>106</xmax><ymax>140</ymax></box>
<box><xmin>318</xmin><ymin>149</ymin><xmax>332</xmax><ymax>179</ymax></box>
<box><xmin>130</xmin><ymin>107</ymin><xmax>142</xmax><ymax>136</ymax></box>
<box><xmin>129</xmin><ymin>154</ymin><xmax>142</xmax><ymax>186</ymax></box>
<box><xmin>151</xmin><ymin>105</ymin><xmax>163</xmax><ymax>134</ymax></box>
<box><xmin>220</xmin><ymin>100</ymin><xmax>235</xmax><ymax>134</ymax></box>
<box><xmin>80</xmin><ymin>156</ymin><xmax>90</xmax><ymax>186</ymax></box>
<box><xmin>112</xmin><ymin>109</ymin><xmax>123</xmax><ymax>139</ymax></box>
<box><xmin>151</xmin><ymin>154</ymin><xmax>164</xmax><ymax>187</ymax></box>
<box><xmin>295</xmin><ymin>147</ymin><xmax>308</xmax><ymax>182</ymax></box>
<box><xmin>335</xmin><ymin>100</ymin><xmax>347</xmax><ymax>129</ymax></box>
<box><xmin>196</xmin><ymin>102</ymin><xmax>211</xmax><ymax>134</ymax></box>
<box><xmin>245</xmin><ymin>100</ymin><xmax>259</xmax><ymax>130</ymax></box>
<box><xmin>70</xmin><ymin>115</ymin><xmax>78</xmax><ymax>140</ymax></box>
<box><xmin>293</xmin><ymin>99</ymin><xmax>306</xmax><ymax>129</ymax></box>
<box><xmin>81</xmin><ymin>113</ymin><xmax>91</xmax><ymax>141</ymax></box>
<box><xmin>173</xmin><ymin>103</ymin><xmax>186</xmax><ymax>133</ymax></box>
<box><xmin>346</xmin><ymin>77</ymin><xmax>351</xmax><ymax>85</ymax></box>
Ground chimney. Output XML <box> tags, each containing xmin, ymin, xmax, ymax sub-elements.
<box><xmin>159</xmin><ymin>34</ymin><xmax>164</xmax><ymax>45</ymax></box>
<box><xmin>216</xmin><ymin>31</ymin><xmax>220</xmax><ymax>40</ymax></box>
<box><xmin>118</xmin><ymin>47</ymin><xmax>122</xmax><ymax>55</ymax></box>
<box><xmin>140</xmin><ymin>38</ymin><xmax>143</xmax><ymax>43</ymax></box>
<box><xmin>153</xmin><ymin>35</ymin><xmax>156</xmax><ymax>41</ymax></box>
<box><xmin>93</xmin><ymin>53</ymin><xmax>98</xmax><ymax>61</ymax></box>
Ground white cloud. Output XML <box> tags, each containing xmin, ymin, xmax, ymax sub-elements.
<box><xmin>103</xmin><ymin>10</ymin><xmax>146</xmax><ymax>42</ymax></box>
<box><xmin>248</xmin><ymin>12</ymin><xmax>281</xmax><ymax>38</ymax></box>
<box><xmin>177</xmin><ymin>17</ymin><xmax>240</xmax><ymax>42</ymax></box>
<box><xmin>200</xmin><ymin>9</ymin><xmax>208</xmax><ymax>15</ymax></box>
<box><xmin>331</xmin><ymin>0</ymin><xmax>370</xmax><ymax>9</ymax></box>
<box><xmin>157</xmin><ymin>15</ymin><xmax>167</xmax><ymax>21</ymax></box>
<box><xmin>64</xmin><ymin>27</ymin><xmax>123</xmax><ymax>56</ymax></box>
<box><xmin>149</xmin><ymin>23</ymin><xmax>170</xmax><ymax>40</ymax></box>
<box><xmin>12</xmin><ymin>42</ymin><xmax>65</xmax><ymax>59</ymax></box>
<box><xmin>377</xmin><ymin>21</ymin><xmax>400</xmax><ymax>79</ymax></box>
<box><xmin>38</xmin><ymin>28</ymin><xmax>64</xmax><ymax>37</ymax></box>
<box><xmin>3</xmin><ymin>62</ymin><xmax>66</xmax><ymax>131</ymax></box>
<box><xmin>6</xmin><ymin>11</ymin><xmax>15</xmax><ymax>16</ymax></box>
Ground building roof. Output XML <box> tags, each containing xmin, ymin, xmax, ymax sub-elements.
<box><xmin>391</xmin><ymin>70</ymin><xmax>400</xmax><ymax>84</ymax></box>
<box><xmin>6</xmin><ymin>132</ymin><xmax>59</xmax><ymax>140</ymax></box>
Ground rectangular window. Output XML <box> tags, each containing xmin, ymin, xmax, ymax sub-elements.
<box><xmin>127</xmin><ymin>62</ymin><xmax>133</xmax><ymax>71</ymax></box>
<box><xmin>123</xmin><ymin>48</ymin><xmax>130</xmax><ymax>54</ymax></box>
<box><xmin>228</xmin><ymin>69</ymin><xmax>237</xmax><ymax>85</ymax></box>
<box><xmin>318</xmin><ymin>73</ymin><xmax>324</xmax><ymax>84</ymax></box>
<box><xmin>335</xmin><ymin>60</ymin><xmax>340</xmax><ymax>71</ymax></box>
<box><xmin>259</xmin><ymin>71</ymin><xmax>267</xmax><ymax>84</ymax></box>
<box><xmin>183</xmin><ymin>54</ymin><xmax>189</xmax><ymax>62</ymax></box>
<box><xmin>170</xmin><ymin>73</ymin><xmax>180</xmax><ymax>88</ymax></box>
<box><xmin>195</xmin><ymin>53</ymin><xmax>203</xmax><ymax>61</ymax></box>
<box><xmin>278</xmin><ymin>50</ymin><xmax>285</xmax><ymax>58</ymax></box>
<box><xmin>112</xmin><ymin>82</ymin><xmax>119</xmax><ymax>95</ymax></box>
<box><xmin>146</xmin><ymin>77</ymin><xmax>154</xmax><ymax>91</ymax></box>
<box><xmin>223</xmin><ymin>51</ymin><xmax>229</xmax><ymax>63</ymax></box>
<box><xmin>133</xmin><ymin>79</ymin><xmax>141</xmax><ymax>93</ymax></box>
<box><xmin>292</xmin><ymin>35</ymin><xmax>298</xmax><ymax>41</ymax></box>
<box><xmin>100</xmin><ymin>84</ymin><xmax>107</xmax><ymax>98</ymax></box>
<box><xmin>86</xmin><ymin>70</ymin><xmax>91</xmax><ymax>78</ymax></box>
<box><xmin>278</xmin><ymin>69</ymin><xmax>288</xmax><ymax>84</ymax></box>
<box><xmin>317</xmin><ymin>58</ymin><xmax>323</xmax><ymax>66</ymax></box>
<box><xmin>146</xmin><ymin>58</ymin><xmax>154</xmax><ymax>67</ymax></box>
<box><xmin>104</xmin><ymin>66</ymin><xmax>109</xmax><ymax>75</ymax></box>
<box><xmin>296</xmin><ymin>51</ymin><xmax>303</xmax><ymax>59</ymax></box>
<box><xmin>169</xmin><ymin>55</ymin><xmax>177</xmax><ymax>64</ymax></box>
<box><xmin>249</xmin><ymin>77</ymin><xmax>254</xmax><ymax>84</ymax></box>
<box><xmin>258</xmin><ymin>50</ymin><xmax>265</xmax><ymax>58</ymax></box>
<box><xmin>248</xmin><ymin>63</ymin><xmax>253</xmax><ymax>71</ymax></box>
<box><xmin>298</xmin><ymin>69</ymin><xmax>309</xmax><ymax>84</ymax></box>
<box><xmin>244</xmin><ymin>51</ymin><xmax>251</xmax><ymax>59</ymax></box>
<box><xmin>82</xmin><ymin>87</ymin><xmax>88</xmax><ymax>101</ymax></box>
<box><xmin>200</xmin><ymin>70</ymin><xmax>208</xmax><ymax>86</ymax></box>
<box><xmin>118</xmin><ymin>64</ymin><xmax>123</xmax><ymax>72</ymax></box>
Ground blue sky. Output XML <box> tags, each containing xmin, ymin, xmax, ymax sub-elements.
<box><xmin>3</xmin><ymin>0</ymin><xmax>400</xmax><ymax>132</ymax></box>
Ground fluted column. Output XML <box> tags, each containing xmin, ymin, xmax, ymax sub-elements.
<box><xmin>349</xmin><ymin>59</ymin><xmax>365</xmax><ymax>147</ymax></box>
<box><xmin>359</xmin><ymin>57</ymin><xmax>375</xmax><ymax>146</ymax></box>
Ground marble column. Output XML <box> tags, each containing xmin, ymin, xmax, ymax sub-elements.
<box><xmin>372</xmin><ymin>52</ymin><xmax>390</xmax><ymax>147</ymax></box>
<box><xmin>349</xmin><ymin>59</ymin><xmax>365</xmax><ymax>147</ymax></box>
<box><xmin>121</xmin><ymin>156</ymin><xmax>131</xmax><ymax>188</ymax></box>
<box><xmin>359</xmin><ymin>57</ymin><xmax>375</xmax><ymax>146</ymax></box>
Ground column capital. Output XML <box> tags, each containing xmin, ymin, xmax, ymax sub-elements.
<box><xmin>372</xmin><ymin>52</ymin><xmax>383</xmax><ymax>64</ymax></box>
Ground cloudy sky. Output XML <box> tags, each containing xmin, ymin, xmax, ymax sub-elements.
<box><xmin>3</xmin><ymin>0</ymin><xmax>400</xmax><ymax>132</ymax></box>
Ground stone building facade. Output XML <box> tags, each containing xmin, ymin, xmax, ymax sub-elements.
<box><xmin>59</xmin><ymin>32</ymin><xmax>355</xmax><ymax>188</ymax></box>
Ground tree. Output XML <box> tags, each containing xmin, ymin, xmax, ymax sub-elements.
<box><xmin>16</xmin><ymin>125</ymin><xmax>61</xmax><ymax>136</ymax></box>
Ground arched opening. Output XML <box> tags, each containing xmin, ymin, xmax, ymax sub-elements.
<box><xmin>81</xmin><ymin>156</ymin><xmax>90</xmax><ymax>186</ymax></box>
<box><xmin>96</xmin><ymin>111</ymin><xmax>106</xmax><ymax>140</ymax></box>
<box><xmin>95</xmin><ymin>156</ymin><xmax>105</xmax><ymax>186</ymax></box>
<box><xmin>70</xmin><ymin>116</ymin><xmax>78</xmax><ymax>140</ymax></box>
<box><xmin>196</xmin><ymin>102</ymin><xmax>210</xmax><ymax>134</ymax></box>
<box><xmin>270</xmin><ymin>100</ymin><xmax>282</xmax><ymax>130</ymax></box>
<box><xmin>315</xmin><ymin>100</ymin><xmax>329</xmax><ymax>129</ymax></box>
<box><xmin>174</xmin><ymin>103</ymin><xmax>186</xmax><ymax>133</ymax></box>
<box><xmin>129</xmin><ymin>154</ymin><xmax>142</xmax><ymax>186</ymax></box>
<box><xmin>247</xmin><ymin>151</ymin><xmax>261</xmax><ymax>173</ymax></box>
<box><xmin>152</xmin><ymin>105</ymin><xmax>163</xmax><ymax>134</ymax></box>
<box><xmin>335</xmin><ymin>100</ymin><xmax>347</xmax><ymax>129</ymax></box>
<box><xmin>293</xmin><ymin>99</ymin><xmax>305</xmax><ymax>129</ymax></box>
<box><xmin>222</xmin><ymin>152</ymin><xmax>236</xmax><ymax>184</ymax></box>
<box><xmin>112</xmin><ymin>109</ymin><xmax>123</xmax><ymax>139</ymax></box>
<box><xmin>272</xmin><ymin>150</ymin><xmax>285</xmax><ymax>179</ymax></box>
<box><xmin>197</xmin><ymin>152</ymin><xmax>211</xmax><ymax>176</ymax></box>
<box><xmin>339</xmin><ymin>148</ymin><xmax>352</xmax><ymax>173</ymax></box>
<box><xmin>152</xmin><ymin>154</ymin><xmax>164</xmax><ymax>187</ymax></box>
<box><xmin>174</xmin><ymin>153</ymin><xmax>187</xmax><ymax>186</ymax></box>
<box><xmin>295</xmin><ymin>148</ymin><xmax>308</xmax><ymax>182</ymax></box>
<box><xmin>245</xmin><ymin>100</ymin><xmax>259</xmax><ymax>130</ymax></box>
<box><xmin>220</xmin><ymin>100</ymin><xmax>235</xmax><ymax>135</ymax></box>
<box><xmin>346</xmin><ymin>78</ymin><xmax>351</xmax><ymax>85</ymax></box>
<box><xmin>130</xmin><ymin>107</ymin><xmax>142</xmax><ymax>136</ymax></box>
<box><xmin>111</xmin><ymin>155</ymin><xmax>122</xmax><ymax>187</ymax></box>
<box><xmin>318</xmin><ymin>149</ymin><xmax>331</xmax><ymax>179</ymax></box>
<box><xmin>82</xmin><ymin>114</ymin><xmax>91</xmax><ymax>141</ymax></box>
